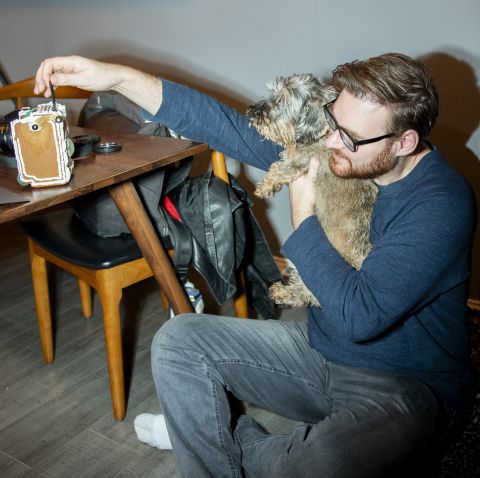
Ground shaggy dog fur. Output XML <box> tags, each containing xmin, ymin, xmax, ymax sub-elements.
<box><xmin>247</xmin><ymin>73</ymin><xmax>378</xmax><ymax>307</ymax></box>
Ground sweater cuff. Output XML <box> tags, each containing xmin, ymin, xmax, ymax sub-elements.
<box><xmin>142</xmin><ymin>78</ymin><xmax>184</xmax><ymax>124</ymax></box>
<box><xmin>281</xmin><ymin>215</ymin><xmax>327</xmax><ymax>263</ymax></box>
<box><xmin>281</xmin><ymin>214</ymin><xmax>348</xmax><ymax>280</ymax></box>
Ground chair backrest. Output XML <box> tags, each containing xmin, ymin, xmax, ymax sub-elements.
<box><xmin>0</xmin><ymin>76</ymin><xmax>90</xmax><ymax>109</ymax></box>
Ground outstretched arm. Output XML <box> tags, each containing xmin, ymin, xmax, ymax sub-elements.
<box><xmin>34</xmin><ymin>55</ymin><xmax>163</xmax><ymax>115</ymax></box>
<box><xmin>34</xmin><ymin>55</ymin><xmax>282</xmax><ymax>170</ymax></box>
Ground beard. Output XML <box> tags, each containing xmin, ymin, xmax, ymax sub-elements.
<box><xmin>329</xmin><ymin>141</ymin><xmax>395</xmax><ymax>179</ymax></box>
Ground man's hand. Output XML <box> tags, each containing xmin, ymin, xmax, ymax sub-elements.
<box><xmin>289</xmin><ymin>157</ymin><xmax>319</xmax><ymax>230</ymax></box>
<box><xmin>34</xmin><ymin>56</ymin><xmax>121</xmax><ymax>96</ymax></box>
<box><xmin>34</xmin><ymin>55</ymin><xmax>163</xmax><ymax>115</ymax></box>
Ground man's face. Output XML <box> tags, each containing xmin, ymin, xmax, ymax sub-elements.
<box><xmin>324</xmin><ymin>90</ymin><xmax>397</xmax><ymax>180</ymax></box>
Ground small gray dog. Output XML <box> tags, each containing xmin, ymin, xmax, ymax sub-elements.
<box><xmin>247</xmin><ymin>73</ymin><xmax>378</xmax><ymax>307</ymax></box>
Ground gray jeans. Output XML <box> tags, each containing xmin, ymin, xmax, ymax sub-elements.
<box><xmin>151</xmin><ymin>314</ymin><xmax>445</xmax><ymax>478</ymax></box>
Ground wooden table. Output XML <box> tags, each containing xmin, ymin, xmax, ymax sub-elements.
<box><xmin>0</xmin><ymin>126</ymin><xmax>209</xmax><ymax>314</ymax></box>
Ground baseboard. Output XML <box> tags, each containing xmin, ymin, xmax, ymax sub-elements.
<box><xmin>468</xmin><ymin>299</ymin><xmax>480</xmax><ymax>311</ymax></box>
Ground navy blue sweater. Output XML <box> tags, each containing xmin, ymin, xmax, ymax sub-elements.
<box><xmin>148</xmin><ymin>79</ymin><xmax>476</xmax><ymax>412</ymax></box>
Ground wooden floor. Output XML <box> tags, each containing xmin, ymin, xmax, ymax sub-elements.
<box><xmin>0</xmin><ymin>220</ymin><xmax>303</xmax><ymax>477</ymax></box>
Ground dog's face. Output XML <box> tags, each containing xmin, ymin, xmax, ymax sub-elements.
<box><xmin>247</xmin><ymin>73</ymin><xmax>337</xmax><ymax>147</ymax></box>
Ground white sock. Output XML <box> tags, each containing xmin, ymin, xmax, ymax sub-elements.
<box><xmin>134</xmin><ymin>413</ymin><xmax>172</xmax><ymax>450</ymax></box>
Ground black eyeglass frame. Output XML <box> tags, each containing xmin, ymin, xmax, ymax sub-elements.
<box><xmin>323</xmin><ymin>100</ymin><xmax>395</xmax><ymax>152</ymax></box>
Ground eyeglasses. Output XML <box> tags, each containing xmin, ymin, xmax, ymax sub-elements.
<box><xmin>323</xmin><ymin>100</ymin><xmax>395</xmax><ymax>152</ymax></box>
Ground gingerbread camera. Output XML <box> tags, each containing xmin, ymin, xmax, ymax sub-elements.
<box><xmin>11</xmin><ymin>102</ymin><xmax>74</xmax><ymax>187</ymax></box>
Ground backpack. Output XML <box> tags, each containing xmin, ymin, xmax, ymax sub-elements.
<box><xmin>73</xmin><ymin>90</ymin><xmax>189</xmax><ymax>245</ymax></box>
<box><xmin>72</xmin><ymin>91</ymin><xmax>281</xmax><ymax>318</ymax></box>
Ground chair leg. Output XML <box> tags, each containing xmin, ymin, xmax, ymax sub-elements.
<box><xmin>97</xmin><ymin>272</ymin><xmax>126</xmax><ymax>420</ymax></box>
<box><xmin>234</xmin><ymin>293</ymin><xmax>249</xmax><ymax>318</ymax></box>
<box><xmin>233</xmin><ymin>271</ymin><xmax>249</xmax><ymax>318</ymax></box>
<box><xmin>78</xmin><ymin>278</ymin><xmax>93</xmax><ymax>318</ymax></box>
<box><xmin>160</xmin><ymin>289</ymin><xmax>169</xmax><ymax>311</ymax></box>
<box><xmin>28</xmin><ymin>240</ymin><xmax>54</xmax><ymax>364</ymax></box>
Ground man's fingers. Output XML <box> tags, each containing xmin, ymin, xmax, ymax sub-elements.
<box><xmin>33</xmin><ymin>57</ymin><xmax>78</xmax><ymax>96</ymax></box>
<box><xmin>34</xmin><ymin>60</ymin><xmax>58</xmax><ymax>96</ymax></box>
<box><xmin>33</xmin><ymin>60</ymin><xmax>49</xmax><ymax>95</ymax></box>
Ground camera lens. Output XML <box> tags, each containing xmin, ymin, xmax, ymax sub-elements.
<box><xmin>0</xmin><ymin>110</ymin><xmax>21</xmax><ymax>155</ymax></box>
<box><xmin>0</xmin><ymin>122</ymin><xmax>13</xmax><ymax>154</ymax></box>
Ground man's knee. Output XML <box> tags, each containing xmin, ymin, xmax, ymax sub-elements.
<box><xmin>151</xmin><ymin>314</ymin><xmax>206</xmax><ymax>381</ymax></box>
<box><xmin>152</xmin><ymin>313</ymin><xmax>199</xmax><ymax>352</ymax></box>
<box><xmin>151</xmin><ymin>313</ymin><xmax>227</xmax><ymax>360</ymax></box>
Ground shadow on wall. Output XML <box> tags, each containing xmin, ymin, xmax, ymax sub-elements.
<box><xmin>421</xmin><ymin>52</ymin><xmax>480</xmax><ymax>302</ymax></box>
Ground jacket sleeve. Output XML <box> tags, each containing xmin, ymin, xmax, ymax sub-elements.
<box><xmin>145</xmin><ymin>79</ymin><xmax>282</xmax><ymax>172</ymax></box>
<box><xmin>281</xmin><ymin>188</ymin><xmax>476</xmax><ymax>342</ymax></box>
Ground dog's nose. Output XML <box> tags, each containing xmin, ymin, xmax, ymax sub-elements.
<box><xmin>246</xmin><ymin>100</ymin><xmax>268</xmax><ymax>121</ymax></box>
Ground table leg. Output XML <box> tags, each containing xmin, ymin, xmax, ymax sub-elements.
<box><xmin>108</xmin><ymin>180</ymin><xmax>193</xmax><ymax>315</ymax></box>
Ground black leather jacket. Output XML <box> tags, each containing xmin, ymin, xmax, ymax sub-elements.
<box><xmin>168</xmin><ymin>171</ymin><xmax>282</xmax><ymax>319</ymax></box>
<box><xmin>73</xmin><ymin>91</ymin><xmax>281</xmax><ymax>319</ymax></box>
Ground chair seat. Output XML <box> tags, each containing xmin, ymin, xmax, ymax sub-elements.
<box><xmin>22</xmin><ymin>209</ymin><xmax>143</xmax><ymax>269</ymax></box>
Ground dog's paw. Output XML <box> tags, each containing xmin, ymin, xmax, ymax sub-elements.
<box><xmin>254</xmin><ymin>185</ymin><xmax>271</xmax><ymax>198</ymax></box>
<box><xmin>269</xmin><ymin>281</ymin><xmax>302</xmax><ymax>307</ymax></box>
<box><xmin>269</xmin><ymin>280</ymin><xmax>320</xmax><ymax>308</ymax></box>
<box><xmin>269</xmin><ymin>267</ymin><xmax>321</xmax><ymax>308</ymax></box>
<box><xmin>255</xmin><ymin>180</ymin><xmax>283</xmax><ymax>198</ymax></box>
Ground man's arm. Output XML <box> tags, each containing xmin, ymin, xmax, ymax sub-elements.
<box><xmin>283</xmin><ymin>185</ymin><xmax>475</xmax><ymax>342</ymax></box>
<box><xmin>35</xmin><ymin>56</ymin><xmax>282</xmax><ymax>170</ymax></box>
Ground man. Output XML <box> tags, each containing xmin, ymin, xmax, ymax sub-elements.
<box><xmin>35</xmin><ymin>53</ymin><xmax>476</xmax><ymax>477</ymax></box>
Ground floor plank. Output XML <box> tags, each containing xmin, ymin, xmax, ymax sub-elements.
<box><xmin>0</xmin><ymin>450</ymin><xmax>37</xmax><ymax>478</ymax></box>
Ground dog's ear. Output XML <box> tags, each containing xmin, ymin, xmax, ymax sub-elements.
<box><xmin>295</xmin><ymin>85</ymin><xmax>337</xmax><ymax>144</ymax></box>
<box><xmin>323</xmin><ymin>85</ymin><xmax>339</xmax><ymax>103</ymax></box>
<box><xmin>295</xmin><ymin>104</ymin><xmax>329</xmax><ymax>143</ymax></box>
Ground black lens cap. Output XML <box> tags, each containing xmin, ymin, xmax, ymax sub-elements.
<box><xmin>71</xmin><ymin>134</ymin><xmax>101</xmax><ymax>159</ymax></box>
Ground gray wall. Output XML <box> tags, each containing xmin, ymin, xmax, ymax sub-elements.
<box><xmin>2</xmin><ymin>0</ymin><xmax>480</xmax><ymax>295</ymax></box>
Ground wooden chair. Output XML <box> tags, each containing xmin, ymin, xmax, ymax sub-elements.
<box><xmin>0</xmin><ymin>76</ymin><xmax>91</xmax><ymax>109</ymax></box>
<box><xmin>0</xmin><ymin>77</ymin><xmax>249</xmax><ymax>420</ymax></box>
